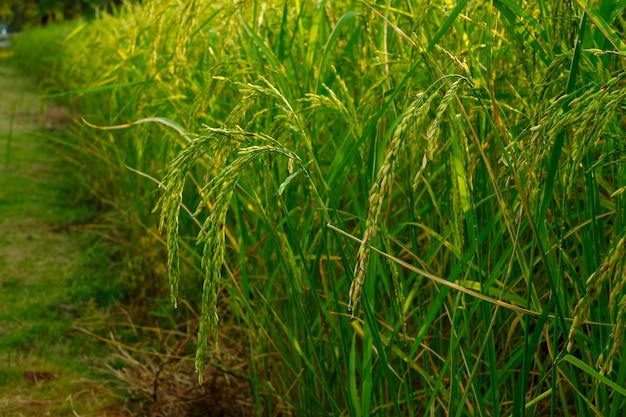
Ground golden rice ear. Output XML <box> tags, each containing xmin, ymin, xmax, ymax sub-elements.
<box><xmin>350</xmin><ymin>81</ymin><xmax>462</xmax><ymax>314</ymax></box>
<box><xmin>567</xmin><ymin>236</ymin><xmax>626</xmax><ymax>374</ymax></box>
<box><xmin>157</xmin><ymin>127</ymin><xmax>307</xmax><ymax>383</ymax></box>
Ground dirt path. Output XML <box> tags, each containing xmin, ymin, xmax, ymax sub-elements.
<box><xmin>0</xmin><ymin>61</ymin><xmax>124</xmax><ymax>416</ymax></box>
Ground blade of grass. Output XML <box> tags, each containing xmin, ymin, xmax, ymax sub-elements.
<box><xmin>561</xmin><ymin>354</ymin><xmax>626</xmax><ymax>398</ymax></box>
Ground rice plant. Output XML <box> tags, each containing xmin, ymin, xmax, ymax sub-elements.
<box><xmin>11</xmin><ymin>0</ymin><xmax>626</xmax><ymax>415</ymax></box>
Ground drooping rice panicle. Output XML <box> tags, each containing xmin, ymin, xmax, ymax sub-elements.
<box><xmin>349</xmin><ymin>90</ymin><xmax>441</xmax><ymax>313</ymax></box>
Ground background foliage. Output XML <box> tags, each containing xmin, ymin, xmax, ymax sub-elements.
<box><xmin>0</xmin><ymin>0</ymin><xmax>130</xmax><ymax>29</ymax></box>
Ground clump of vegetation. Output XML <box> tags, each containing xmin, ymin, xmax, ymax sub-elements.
<box><xmin>0</xmin><ymin>0</ymin><xmax>128</xmax><ymax>30</ymax></box>
<box><xmin>11</xmin><ymin>1</ymin><xmax>626</xmax><ymax>415</ymax></box>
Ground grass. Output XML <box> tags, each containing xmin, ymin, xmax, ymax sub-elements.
<box><xmin>8</xmin><ymin>1</ymin><xmax>626</xmax><ymax>415</ymax></box>
<box><xmin>0</xmin><ymin>62</ymin><xmax>124</xmax><ymax>416</ymax></box>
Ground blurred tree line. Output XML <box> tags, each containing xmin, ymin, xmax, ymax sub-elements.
<box><xmin>0</xmin><ymin>0</ymin><xmax>134</xmax><ymax>30</ymax></box>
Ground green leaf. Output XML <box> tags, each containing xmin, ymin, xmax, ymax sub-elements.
<box><xmin>561</xmin><ymin>354</ymin><xmax>626</xmax><ymax>398</ymax></box>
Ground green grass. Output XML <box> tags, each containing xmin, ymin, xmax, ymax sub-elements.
<box><xmin>9</xmin><ymin>1</ymin><xmax>626</xmax><ymax>415</ymax></box>
<box><xmin>0</xmin><ymin>62</ymin><xmax>124</xmax><ymax>416</ymax></box>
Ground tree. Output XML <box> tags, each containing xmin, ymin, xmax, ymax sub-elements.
<box><xmin>0</xmin><ymin>1</ymin><xmax>13</xmax><ymax>24</ymax></box>
<box><xmin>1</xmin><ymin>0</ymin><xmax>136</xmax><ymax>30</ymax></box>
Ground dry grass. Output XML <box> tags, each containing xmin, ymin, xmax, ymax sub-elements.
<box><xmin>109</xmin><ymin>350</ymin><xmax>252</xmax><ymax>417</ymax></box>
<box><xmin>88</xmin><ymin>310</ymin><xmax>254</xmax><ymax>417</ymax></box>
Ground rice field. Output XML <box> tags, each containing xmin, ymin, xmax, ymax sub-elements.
<box><xmin>10</xmin><ymin>1</ymin><xmax>626</xmax><ymax>415</ymax></box>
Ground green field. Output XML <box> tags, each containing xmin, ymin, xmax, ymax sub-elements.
<box><xmin>5</xmin><ymin>1</ymin><xmax>626</xmax><ymax>415</ymax></box>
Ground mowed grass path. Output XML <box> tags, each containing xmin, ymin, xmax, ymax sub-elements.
<box><xmin>0</xmin><ymin>59</ymin><xmax>124</xmax><ymax>416</ymax></box>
